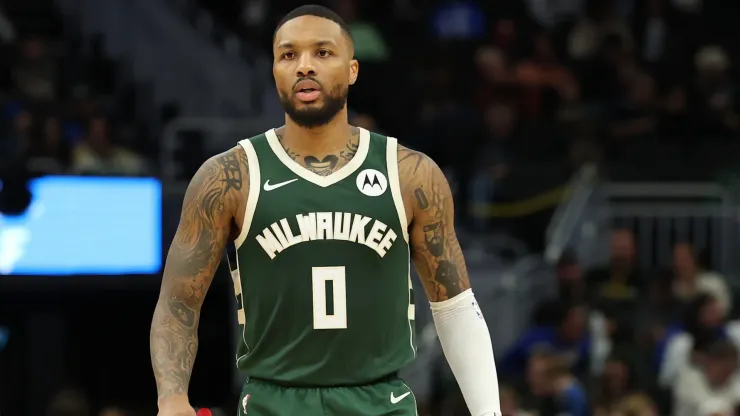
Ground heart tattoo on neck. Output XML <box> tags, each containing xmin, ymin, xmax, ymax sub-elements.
<box><xmin>304</xmin><ymin>155</ymin><xmax>339</xmax><ymax>176</ymax></box>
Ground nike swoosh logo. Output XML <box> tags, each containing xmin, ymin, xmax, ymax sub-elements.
<box><xmin>263</xmin><ymin>178</ymin><xmax>298</xmax><ymax>191</ymax></box>
<box><xmin>390</xmin><ymin>392</ymin><xmax>411</xmax><ymax>404</ymax></box>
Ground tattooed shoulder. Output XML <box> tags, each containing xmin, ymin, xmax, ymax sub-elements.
<box><xmin>181</xmin><ymin>146</ymin><xmax>249</xmax><ymax>229</ymax></box>
<box><xmin>397</xmin><ymin>145</ymin><xmax>436</xmax><ymax>210</ymax></box>
<box><xmin>399</xmin><ymin>144</ymin><xmax>471</xmax><ymax>302</ymax></box>
<box><xmin>397</xmin><ymin>144</ymin><xmax>426</xmax><ymax>175</ymax></box>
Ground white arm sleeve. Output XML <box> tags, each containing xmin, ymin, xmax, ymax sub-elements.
<box><xmin>430</xmin><ymin>289</ymin><xmax>501</xmax><ymax>416</ymax></box>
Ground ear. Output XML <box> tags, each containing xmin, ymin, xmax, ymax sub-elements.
<box><xmin>349</xmin><ymin>59</ymin><xmax>359</xmax><ymax>85</ymax></box>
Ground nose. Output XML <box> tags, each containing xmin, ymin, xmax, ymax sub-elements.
<box><xmin>296</xmin><ymin>53</ymin><xmax>317</xmax><ymax>77</ymax></box>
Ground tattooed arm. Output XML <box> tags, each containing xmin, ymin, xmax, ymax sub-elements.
<box><xmin>399</xmin><ymin>145</ymin><xmax>501</xmax><ymax>416</ymax></box>
<box><xmin>398</xmin><ymin>146</ymin><xmax>470</xmax><ymax>300</ymax></box>
<box><xmin>150</xmin><ymin>147</ymin><xmax>248</xmax><ymax>413</ymax></box>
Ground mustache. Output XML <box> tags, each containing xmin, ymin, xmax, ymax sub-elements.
<box><xmin>293</xmin><ymin>77</ymin><xmax>322</xmax><ymax>90</ymax></box>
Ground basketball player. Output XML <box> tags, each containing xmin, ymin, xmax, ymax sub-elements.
<box><xmin>151</xmin><ymin>5</ymin><xmax>501</xmax><ymax>416</ymax></box>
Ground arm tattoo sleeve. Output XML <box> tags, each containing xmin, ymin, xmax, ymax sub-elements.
<box><xmin>150</xmin><ymin>148</ymin><xmax>248</xmax><ymax>402</ymax></box>
<box><xmin>399</xmin><ymin>146</ymin><xmax>472</xmax><ymax>302</ymax></box>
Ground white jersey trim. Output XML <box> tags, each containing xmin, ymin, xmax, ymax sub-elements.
<box><xmin>386</xmin><ymin>137</ymin><xmax>409</xmax><ymax>243</ymax></box>
<box><xmin>387</xmin><ymin>136</ymin><xmax>416</xmax><ymax>356</ymax></box>
<box><xmin>234</xmin><ymin>139</ymin><xmax>261</xmax><ymax>248</ymax></box>
<box><xmin>264</xmin><ymin>127</ymin><xmax>370</xmax><ymax>188</ymax></box>
<box><xmin>233</xmin><ymin>138</ymin><xmax>260</xmax><ymax>363</ymax></box>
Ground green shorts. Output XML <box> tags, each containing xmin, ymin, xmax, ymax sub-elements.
<box><xmin>238</xmin><ymin>376</ymin><xmax>419</xmax><ymax>416</ymax></box>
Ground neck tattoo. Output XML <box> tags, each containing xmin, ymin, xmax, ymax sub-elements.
<box><xmin>275</xmin><ymin>127</ymin><xmax>361</xmax><ymax>176</ymax></box>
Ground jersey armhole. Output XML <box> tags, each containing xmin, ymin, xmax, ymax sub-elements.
<box><xmin>386</xmin><ymin>137</ymin><xmax>409</xmax><ymax>243</ymax></box>
<box><xmin>234</xmin><ymin>139</ymin><xmax>261</xmax><ymax>248</ymax></box>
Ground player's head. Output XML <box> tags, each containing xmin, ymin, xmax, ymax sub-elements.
<box><xmin>273</xmin><ymin>5</ymin><xmax>358</xmax><ymax>128</ymax></box>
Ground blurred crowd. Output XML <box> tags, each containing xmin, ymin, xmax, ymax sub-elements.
<box><xmin>481</xmin><ymin>228</ymin><xmax>740</xmax><ymax>416</ymax></box>
<box><xmin>204</xmin><ymin>0</ymin><xmax>740</xmax><ymax>207</ymax></box>
<box><xmin>4</xmin><ymin>0</ymin><xmax>740</xmax><ymax>415</ymax></box>
<box><xmin>419</xmin><ymin>229</ymin><xmax>740</xmax><ymax>416</ymax></box>
<box><xmin>0</xmin><ymin>1</ymin><xmax>150</xmax><ymax>179</ymax></box>
<box><xmin>6</xmin><ymin>0</ymin><xmax>740</xmax><ymax>210</ymax></box>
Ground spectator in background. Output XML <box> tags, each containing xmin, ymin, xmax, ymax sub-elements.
<box><xmin>658</xmin><ymin>294</ymin><xmax>740</xmax><ymax>388</ymax></box>
<box><xmin>673</xmin><ymin>340</ymin><xmax>740</xmax><ymax>416</ymax></box>
<box><xmin>532</xmin><ymin>251</ymin><xmax>585</xmax><ymax>324</ymax></box>
<box><xmin>592</xmin><ymin>353</ymin><xmax>642</xmax><ymax>415</ymax></box>
<box><xmin>568</xmin><ymin>0</ymin><xmax>633</xmax><ymax>61</ymax></box>
<box><xmin>547</xmin><ymin>354</ymin><xmax>589</xmax><ymax>416</ymax></box>
<box><xmin>590</xmin><ymin>306</ymin><xmax>644</xmax><ymax>377</ymax></box>
<box><xmin>535</xmin><ymin>251</ymin><xmax>629</xmax><ymax>376</ymax></box>
<box><xmin>27</xmin><ymin>113</ymin><xmax>71</xmax><ymax>174</ymax></box>
<box><xmin>692</xmin><ymin>45</ymin><xmax>739</xmax><ymax>137</ymax></box>
<box><xmin>71</xmin><ymin>116</ymin><xmax>147</xmax><ymax>176</ymax></box>
<box><xmin>670</xmin><ymin>242</ymin><xmax>731</xmax><ymax>315</ymax></box>
<box><xmin>474</xmin><ymin>46</ymin><xmax>516</xmax><ymax>110</ymax></box>
<box><xmin>514</xmin><ymin>31</ymin><xmax>579</xmax><ymax>119</ymax></box>
<box><xmin>12</xmin><ymin>35</ymin><xmax>57</xmax><ymax>103</ymax></box>
<box><xmin>501</xmin><ymin>302</ymin><xmax>590</xmax><ymax>377</ymax></box>
<box><xmin>525</xmin><ymin>351</ymin><xmax>556</xmax><ymax>414</ymax></box>
<box><xmin>525</xmin><ymin>351</ymin><xmax>589</xmax><ymax>416</ymax></box>
<box><xmin>554</xmin><ymin>250</ymin><xmax>586</xmax><ymax>304</ymax></box>
<box><xmin>585</xmin><ymin>228</ymin><xmax>645</xmax><ymax>321</ymax></box>
<box><xmin>499</xmin><ymin>385</ymin><xmax>535</xmax><ymax>416</ymax></box>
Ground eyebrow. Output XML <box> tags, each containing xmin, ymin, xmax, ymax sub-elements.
<box><xmin>276</xmin><ymin>39</ymin><xmax>337</xmax><ymax>49</ymax></box>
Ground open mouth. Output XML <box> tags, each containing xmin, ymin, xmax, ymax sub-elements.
<box><xmin>295</xmin><ymin>82</ymin><xmax>321</xmax><ymax>102</ymax></box>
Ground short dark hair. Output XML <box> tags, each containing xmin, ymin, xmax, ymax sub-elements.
<box><xmin>274</xmin><ymin>5</ymin><xmax>353</xmax><ymax>44</ymax></box>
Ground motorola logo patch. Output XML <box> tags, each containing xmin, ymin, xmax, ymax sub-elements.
<box><xmin>356</xmin><ymin>169</ymin><xmax>388</xmax><ymax>197</ymax></box>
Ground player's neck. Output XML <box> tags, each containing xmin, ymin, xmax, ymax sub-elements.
<box><xmin>283</xmin><ymin>113</ymin><xmax>352</xmax><ymax>153</ymax></box>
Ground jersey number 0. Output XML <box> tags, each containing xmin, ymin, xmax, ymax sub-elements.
<box><xmin>231</xmin><ymin>266</ymin><xmax>348</xmax><ymax>330</ymax></box>
<box><xmin>311</xmin><ymin>266</ymin><xmax>347</xmax><ymax>329</ymax></box>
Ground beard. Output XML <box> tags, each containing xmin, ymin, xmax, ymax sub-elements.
<box><xmin>279</xmin><ymin>82</ymin><xmax>348</xmax><ymax>128</ymax></box>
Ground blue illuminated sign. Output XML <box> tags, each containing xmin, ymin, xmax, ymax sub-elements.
<box><xmin>0</xmin><ymin>176</ymin><xmax>162</xmax><ymax>275</ymax></box>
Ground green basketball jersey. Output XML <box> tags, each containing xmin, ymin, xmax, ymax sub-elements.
<box><xmin>226</xmin><ymin>128</ymin><xmax>416</xmax><ymax>386</ymax></box>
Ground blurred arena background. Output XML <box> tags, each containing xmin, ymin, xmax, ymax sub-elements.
<box><xmin>3</xmin><ymin>0</ymin><xmax>740</xmax><ymax>414</ymax></box>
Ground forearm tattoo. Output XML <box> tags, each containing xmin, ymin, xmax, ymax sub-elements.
<box><xmin>150</xmin><ymin>148</ymin><xmax>247</xmax><ymax>400</ymax></box>
<box><xmin>399</xmin><ymin>146</ymin><xmax>471</xmax><ymax>301</ymax></box>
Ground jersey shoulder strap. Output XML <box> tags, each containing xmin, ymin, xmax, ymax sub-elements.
<box><xmin>233</xmin><ymin>133</ymin><xmax>264</xmax><ymax>248</ymax></box>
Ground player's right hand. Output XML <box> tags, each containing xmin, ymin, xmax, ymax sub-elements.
<box><xmin>157</xmin><ymin>402</ymin><xmax>196</xmax><ymax>416</ymax></box>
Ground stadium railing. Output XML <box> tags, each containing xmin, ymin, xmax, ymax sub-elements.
<box><xmin>603</xmin><ymin>182</ymin><xmax>737</xmax><ymax>282</ymax></box>
<box><xmin>544</xmin><ymin>163</ymin><xmax>603</xmax><ymax>267</ymax></box>
<box><xmin>546</xmin><ymin>172</ymin><xmax>738</xmax><ymax>283</ymax></box>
